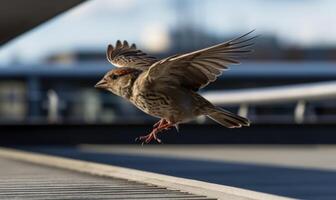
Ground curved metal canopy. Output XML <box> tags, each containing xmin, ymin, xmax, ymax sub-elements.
<box><xmin>0</xmin><ymin>0</ymin><xmax>85</xmax><ymax>45</ymax></box>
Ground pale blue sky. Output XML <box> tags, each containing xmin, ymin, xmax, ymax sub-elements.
<box><xmin>0</xmin><ymin>0</ymin><xmax>335</xmax><ymax>64</ymax></box>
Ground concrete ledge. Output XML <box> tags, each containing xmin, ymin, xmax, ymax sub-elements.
<box><xmin>0</xmin><ymin>147</ymin><xmax>292</xmax><ymax>200</ymax></box>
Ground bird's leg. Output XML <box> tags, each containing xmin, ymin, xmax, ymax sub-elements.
<box><xmin>136</xmin><ymin>119</ymin><xmax>174</xmax><ymax>144</ymax></box>
<box><xmin>136</xmin><ymin>128</ymin><xmax>163</xmax><ymax>144</ymax></box>
<box><xmin>153</xmin><ymin>119</ymin><xmax>166</xmax><ymax>129</ymax></box>
<box><xmin>157</xmin><ymin>120</ymin><xmax>177</xmax><ymax>131</ymax></box>
<box><xmin>146</xmin><ymin>121</ymin><xmax>175</xmax><ymax>143</ymax></box>
<box><xmin>156</xmin><ymin>121</ymin><xmax>174</xmax><ymax>132</ymax></box>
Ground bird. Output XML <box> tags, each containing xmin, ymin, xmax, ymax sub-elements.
<box><xmin>95</xmin><ymin>30</ymin><xmax>256</xmax><ymax>144</ymax></box>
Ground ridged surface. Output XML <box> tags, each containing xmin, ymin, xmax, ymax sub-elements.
<box><xmin>0</xmin><ymin>157</ymin><xmax>214</xmax><ymax>200</ymax></box>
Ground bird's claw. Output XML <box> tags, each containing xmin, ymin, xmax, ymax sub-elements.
<box><xmin>136</xmin><ymin>120</ymin><xmax>174</xmax><ymax>144</ymax></box>
<box><xmin>135</xmin><ymin>133</ymin><xmax>161</xmax><ymax>144</ymax></box>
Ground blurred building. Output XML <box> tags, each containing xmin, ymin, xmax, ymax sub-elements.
<box><xmin>1</xmin><ymin>0</ymin><xmax>336</xmax><ymax>125</ymax></box>
<box><xmin>0</xmin><ymin>81</ymin><xmax>27</xmax><ymax>122</ymax></box>
<box><xmin>0</xmin><ymin>60</ymin><xmax>336</xmax><ymax>125</ymax></box>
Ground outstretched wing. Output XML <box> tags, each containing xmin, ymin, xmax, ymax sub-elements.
<box><xmin>145</xmin><ymin>30</ymin><xmax>257</xmax><ymax>91</ymax></box>
<box><xmin>106</xmin><ymin>40</ymin><xmax>158</xmax><ymax>70</ymax></box>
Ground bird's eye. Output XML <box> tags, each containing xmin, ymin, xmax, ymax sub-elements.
<box><xmin>111</xmin><ymin>74</ymin><xmax>118</xmax><ymax>80</ymax></box>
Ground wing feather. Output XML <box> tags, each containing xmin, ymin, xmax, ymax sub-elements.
<box><xmin>146</xmin><ymin>30</ymin><xmax>257</xmax><ymax>90</ymax></box>
<box><xmin>106</xmin><ymin>40</ymin><xmax>158</xmax><ymax>70</ymax></box>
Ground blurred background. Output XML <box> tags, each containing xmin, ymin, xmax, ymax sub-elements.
<box><xmin>1</xmin><ymin>0</ymin><xmax>336</xmax><ymax>126</ymax></box>
<box><xmin>1</xmin><ymin>1</ymin><xmax>336</xmax><ymax>199</ymax></box>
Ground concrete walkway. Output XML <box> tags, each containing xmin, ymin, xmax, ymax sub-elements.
<box><xmin>0</xmin><ymin>147</ymin><xmax>290</xmax><ymax>200</ymax></box>
<box><xmin>0</xmin><ymin>157</ymin><xmax>213</xmax><ymax>200</ymax></box>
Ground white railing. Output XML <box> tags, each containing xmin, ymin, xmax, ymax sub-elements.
<box><xmin>202</xmin><ymin>80</ymin><xmax>336</xmax><ymax>123</ymax></box>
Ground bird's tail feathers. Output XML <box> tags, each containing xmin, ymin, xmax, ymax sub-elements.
<box><xmin>206</xmin><ymin>107</ymin><xmax>250</xmax><ymax>128</ymax></box>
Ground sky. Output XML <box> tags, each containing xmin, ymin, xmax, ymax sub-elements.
<box><xmin>0</xmin><ymin>0</ymin><xmax>335</xmax><ymax>64</ymax></box>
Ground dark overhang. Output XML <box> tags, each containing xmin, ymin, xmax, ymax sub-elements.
<box><xmin>0</xmin><ymin>0</ymin><xmax>85</xmax><ymax>45</ymax></box>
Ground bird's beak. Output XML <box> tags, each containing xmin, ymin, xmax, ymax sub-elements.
<box><xmin>95</xmin><ymin>78</ymin><xmax>108</xmax><ymax>89</ymax></box>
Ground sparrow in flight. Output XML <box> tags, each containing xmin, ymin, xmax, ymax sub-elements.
<box><xmin>95</xmin><ymin>31</ymin><xmax>256</xmax><ymax>144</ymax></box>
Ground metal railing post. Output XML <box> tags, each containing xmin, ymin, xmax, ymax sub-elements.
<box><xmin>47</xmin><ymin>90</ymin><xmax>59</xmax><ymax>123</ymax></box>
<box><xmin>294</xmin><ymin>100</ymin><xmax>306</xmax><ymax>124</ymax></box>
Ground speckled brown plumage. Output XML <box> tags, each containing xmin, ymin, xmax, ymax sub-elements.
<box><xmin>95</xmin><ymin>31</ymin><xmax>256</xmax><ymax>144</ymax></box>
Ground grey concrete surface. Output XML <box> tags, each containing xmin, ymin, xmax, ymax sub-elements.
<box><xmin>21</xmin><ymin>145</ymin><xmax>336</xmax><ymax>200</ymax></box>
<box><xmin>0</xmin><ymin>157</ymin><xmax>213</xmax><ymax>200</ymax></box>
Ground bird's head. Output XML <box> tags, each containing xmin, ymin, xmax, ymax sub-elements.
<box><xmin>95</xmin><ymin>67</ymin><xmax>141</xmax><ymax>98</ymax></box>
